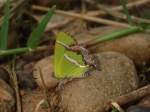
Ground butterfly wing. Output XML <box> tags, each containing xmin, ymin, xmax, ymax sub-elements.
<box><xmin>58</xmin><ymin>51</ymin><xmax>89</xmax><ymax>78</ymax></box>
<box><xmin>54</xmin><ymin>31</ymin><xmax>76</xmax><ymax>78</ymax></box>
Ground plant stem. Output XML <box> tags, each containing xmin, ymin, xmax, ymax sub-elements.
<box><xmin>0</xmin><ymin>46</ymin><xmax>52</xmax><ymax>56</ymax></box>
<box><xmin>82</xmin><ymin>26</ymin><xmax>142</xmax><ymax>48</ymax></box>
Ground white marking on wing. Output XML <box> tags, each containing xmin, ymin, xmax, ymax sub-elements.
<box><xmin>64</xmin><ymin>54</ymin><xmax>87</xmax><ymax>68</ymax></box>
<box><xmin>57</xmin><ymin>40</ymin><xmax>69</xmax><ymax>49</ymax></box>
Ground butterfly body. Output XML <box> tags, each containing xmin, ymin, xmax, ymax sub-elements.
<box><xmin>54</xmin><ymin>31</ymin><xmax>95</xmax><ymax>79</ymax></box>
<box><xmin>69</xmin><ymin>46</ymin><xmax>96</xmax><ymax>67</ymax></box>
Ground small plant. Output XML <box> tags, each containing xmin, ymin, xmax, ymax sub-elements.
<box><xmin>0</xmin><ymin>0</ymin><xmax>149</xmax><ymax>57</ymax></box>
<box><xmin>0</xmin><ymin>0</ymin><xmax>10</xmax><ymax>50</ymax></box>
<box><xmin>0</xmin><ymin>0</ymin><xmax>56</xmax><ymax>56</ymax></box>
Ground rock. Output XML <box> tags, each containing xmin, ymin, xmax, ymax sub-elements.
<box><xmin>89</xmin><ymin>31</ymin><xmax>150</xmax><ymax>66</ymax></box>
<box><xmin>0</xmin><ymin>78</ymin><xmax>15</xmax><ymax>111</ymax></box>
<box><xmin>60</xmin><ymin>52</ymin><xmax>139</xmax><ymax>112</ymax></box>
<box><xmin>33</xmin><ymin>56</ymin><xmax>59</xmax><ymax>89</ymax></box>
<box><xmin>17</xmin><ymin>71</ymin><xmax>37</xmax><ymax>89</ymax></box>
<box><xmin>139</xmin><ymin>95</ymin><xmax>150</xmax><ymax>108</ymax></box>
<box><xmin>0</xmin><ymin>66</ymin><xmax>9</xmax><ymax>83</ymax></box>
<box><xmin>22</xmin><ymin>90</ymin><xmax>47</xmax><ymax>112</ymax></box>
<box><xmin>75</xmin><ymin>26</ymin><xmax>150</xmax><ymax>66</ymax></box>
<box><xmin>22</xmin><ymin>89</ymin><xmax>60</xmax><ymax>112</ymax></box>
<box><xmin>126</xmin><ymin>105</ymin><xmax>150</xmax><ymax>112</ymax></box>
<box><xmin>126</xmin><ymin>95</ymin><xmax>150</xmax><ymax>112</ymax></box>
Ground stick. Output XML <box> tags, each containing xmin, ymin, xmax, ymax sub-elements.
<box><xmin>32</xmin><ymin>5</ymin><xmax>130</xmax><ymax>28</ymax></box>
<box><xmin>0</xmin><ymin>0</ymin><xmax>29</xmax><ymax>26</ymax></box>
<box><xmin>105</xmin><ymin>84</ymin><xmax>150</xmax><ymax>111</ymax></box>
<box><xmin>12</xmin><ymin>56</ymin><xmax>22</xmax><ymax>112</ymax></box>
<box><xmin>86</xmin><ymin>0</ymin><xmax>150</xmax><ymax>24</ymax></box>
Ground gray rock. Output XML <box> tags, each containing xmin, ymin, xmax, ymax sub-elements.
<box><xmin>33</xmin><ymin>56</ymin><xmax>59</xmax><ymax>89</ymax></box>
<box><xmin>0</xmin><ymin>78</ymin><xmax>15</xmax><ymax>111</ymax></box>
<box><xmin>126</xmin><ymin>105</ymin><xmax>150</xmax><ymax>112</ymax></box>
<box><xmin>60</xmin><ymin>52</ymin><xmax>139</xmax><ymax>112</ymax></box>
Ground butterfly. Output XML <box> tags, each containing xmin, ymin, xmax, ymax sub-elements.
<box><xmin>54</xmin><ymin>31</ymin><xmax>96</xmax><ymax>84</ymax></box>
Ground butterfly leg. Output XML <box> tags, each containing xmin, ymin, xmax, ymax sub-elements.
<box><xmin>77</xmin><ymin>72</ymin><xmax>90</xmax><ymax>78</ymax></box>
<box><xmin>59</xmin><ymin>78</ymin><xmax>69</xmax><ymax>86</ymax></box>
<box><xmin>58</xmin><ymin>78</ymin><xmax>74</xmax><ymax>92</ymax></box>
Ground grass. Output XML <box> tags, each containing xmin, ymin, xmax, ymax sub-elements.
<box><xmin>0</xmin><ymin>0</ymin><xmax>10</xmax><ymax>50</ymax></box>
<box><xmin>0</xmin><ymin>0</ymin><xmax>149</xmax><ymax>57</ymax></box>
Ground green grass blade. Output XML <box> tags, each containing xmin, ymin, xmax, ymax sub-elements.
<box><xmin>120</xmin><ymin>0</ymin><xmax>134</xmax><ymax>26</ymax></box>
<box><xmin>27</xmin><ymin>5</ymin><xmax>56</xmax><ymax>50</ymax></box>
<box><xmin>0</xmin><ymin>0</ymin><xmax>10</xmax><ymax>50</ymax></box>
<box><xmin>83</xmin><ymin>26</ymin><xmax>143</xmax><ymax>48</ymax></box>
<box><xmin>139</xmin><ymin>16</ymin><xmax>150</xmax><ymax>29</ymax></box>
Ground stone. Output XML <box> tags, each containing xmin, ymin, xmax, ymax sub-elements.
<box><xmin>33</xmin><ymin>56</ymin><xmax>59</xmax><ymax>90</ymax></box>
<box><xmin>60</xmin><ymin>52</ymin><xmax>139</xmax><ymax>112</ymax></box>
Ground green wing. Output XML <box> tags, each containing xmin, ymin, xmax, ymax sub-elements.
<box><xmin>58</xmin><ymin>51</ymin><xmax>89</xmax><ymax>78</ymax></box>
<box><xmin>54</xmin><ymin>31</ymin><xmax>76</xmax><ymax>78</ymax></box>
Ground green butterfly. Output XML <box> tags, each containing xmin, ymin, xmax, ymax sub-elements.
<box><xmin>54</xmin><ymin>31</ymin><xmax>95</xmax><ymax>80</ymax></box>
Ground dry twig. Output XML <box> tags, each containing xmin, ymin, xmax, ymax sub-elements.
<box><xmin>86</xmin><ymin>0</ymin><xmax>150</xmax><ymax>24</ymax></box>
<box><xmin>81</xmin><ymin>0</ymin><xmax>86</xmax><ymax>14</ymax></box>
<box><xmin>12</xmin><ymin>56</ymin><xmax>22</xmax><ymax>112</ymax></box>
<box><xmin>110</xmin><ymin>0</ymin><xmax>150</xmax><ymax>11</ymax></box>
<box><xmin>32</xmin><ymin>5</ymin><xmax>130</xmax><ymax>28</ymax></box>
<box><xmin>111</xmin><ymin>102</ymin><xmax>124</xmax><ymax>112</ymax></box>
<box><xmin>0</xmin><ymin>0</ymin><xmax>29</xmax><ymax>26</ymax></box>
<box><xmin>105</xmin><ymin>84</ymin><xmax>150</xmax><ymax>111</ymax></box>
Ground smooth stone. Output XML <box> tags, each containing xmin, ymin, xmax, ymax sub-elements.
<box><xmin>126</xmin><ymin>105</ymin><xmax>150</xmax><ymax>112</ymax></box>
<box><xmin>22</xmin><ymin>90</ymin><xmax>47</xmax><ymax>112</ymax></box>
<box><xmin>139</xmin><ymin>95</ymin><xmax>150</xmax><ymax>108</ymax></box>
<box><xmin>60</xmin><ymin>52</ymin><xmax>139</xmax><ymax>112</ymax></box>
<box><xmin>74</xmin><ymin>26</ymin><xmax>150</xmax><ymax>66</ymax></box>
<box><xmin>0</xmin><ymin>78</ymin><xmax>15</xmax><ymax>111</ymax></box>
<box><xmin>33</xmin><ymin>56</ymin><xmax>59</xmax><ymax>89</ymax></box>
